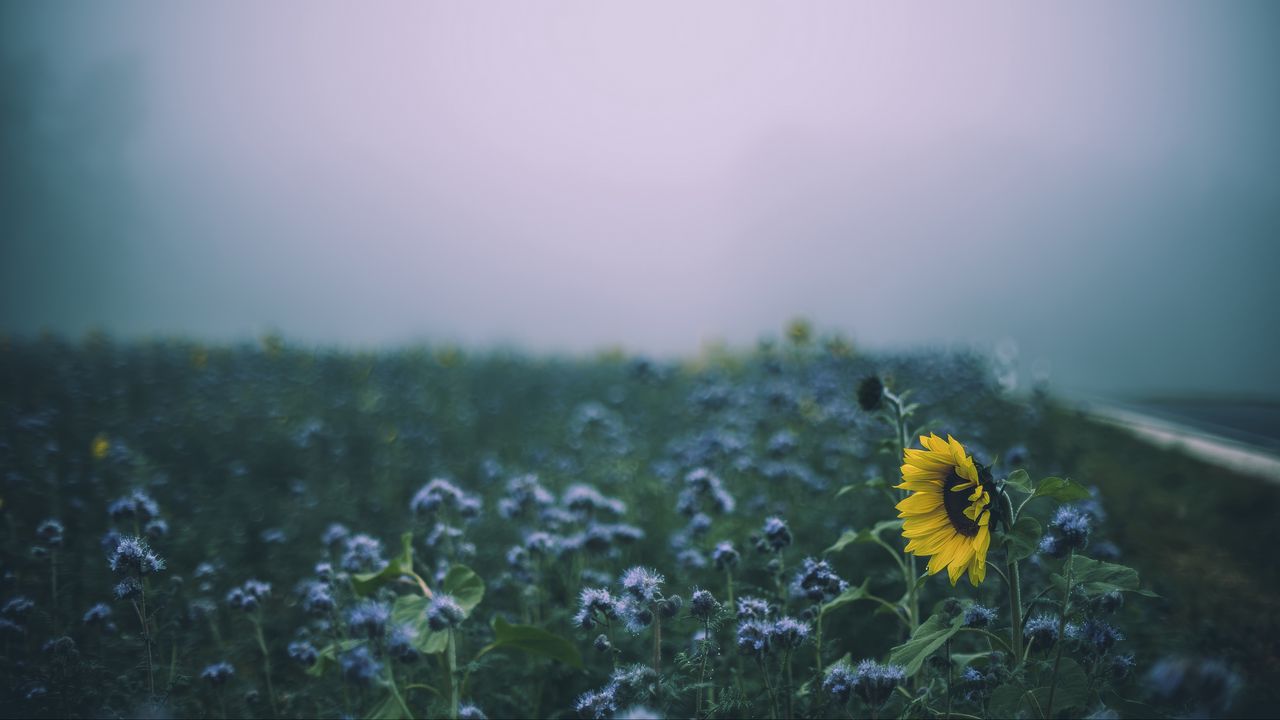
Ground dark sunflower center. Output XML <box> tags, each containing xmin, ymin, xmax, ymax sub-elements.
<box><xmin>942</xmin><ymin>469</ymin><xmax>982</xmax><ymax>537</ymax></box>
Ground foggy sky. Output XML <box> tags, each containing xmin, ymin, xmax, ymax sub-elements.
<box><xmin>3</xmin><ymin>1</ymin><xmax>1279</xmax><ymax>397</ymax></box>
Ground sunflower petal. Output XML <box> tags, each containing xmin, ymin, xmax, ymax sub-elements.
<box><xmin>895</xmin><ymin>492</ymin><xmax>943</xmax><ymax>515</ymax></box>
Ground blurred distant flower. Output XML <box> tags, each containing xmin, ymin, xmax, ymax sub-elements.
<box><xmin>340</xmin><ymin>646</ymin><xmax>381</xmax><ymax>685</ymax></box>
<box><xmin>856</xmin><ymin>376</ymin><xmax>884</xmax><ymax>412</ymax></box>
<box><xmin>348</xmin><ymin>600</ymin><xmax>391</xmax><ymax>638</ymax></box>
<box><xmin>341</xmin><ymin>534</ymin><xmax>386</xmax><ymax>573</ymax></box>
<box><xmin>201</xmin><ymin>661</ymin><xmax>235</xmax><ymax>686</ymax></box>
<box><xmin>288</xmin><ymin>641</ymin><xmax>319</xmax><ymax>667</ymax></box>
<box><xmin>108</xmin><ymin>490</ymin><xmax>161</xmax><ymax>522</ymax></box>
<box><xmin>36</xmin><ymin>519</ymin><xmax>64</xmax><ymax>547</ymax></box>
<box><xmin>895</xmin><ymin>434</ymin><xmax>992</xmax><ymax>586</ymax></box>
<box><xmin>91</xmin><ymin>434</ymin><xmax>110</xmax><ymax>461</ymax></box>
<box><xmin>225</xmin><ymin>580</ymin><xmax>271</xmax><ymax>612</ymax></box>
<box><xmin>852</xmin><ymin>659</ymin><xmax>906</xmax><ymax>709</ymax></box>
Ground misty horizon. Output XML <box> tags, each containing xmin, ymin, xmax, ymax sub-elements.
<box><xmin>3</xmin><ymin>1</ymin><xmax>1279</xmax><ymax>398</ymax></box>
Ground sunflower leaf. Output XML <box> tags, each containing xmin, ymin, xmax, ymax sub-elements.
<box><xmin>819</xmin><ymin>578</ymin><xmax>872</xmax><ymax>615</ymax></box>
<box><xmin>1004</xmin><ymin>516</ymin><xmax>1043</xmax><ymax>561</ymax></box>
<box><xmin>1032</xmin><ymin>476</ymin><xmax>1093</xmax><ymax>502</ymax></box>
<box><xmin>1004</xmin><ymin>469</ymin><xmax>1032</xmax><ymax>493</ymax></box>
<box><xmin>823</xmin><ymin>520</ymin><xmax>903</xmax><ymax>554</ymax></box>
<box><xmin>888</xmin><ymin>611</ymin><xmax>965</xmax><ymax>676</ymax></box>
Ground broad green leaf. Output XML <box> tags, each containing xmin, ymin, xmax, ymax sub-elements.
<box><xmin>352</xmin><ymin>532</ymin><xmax>415</xmax><ymax>596</ymax></box>
<box><xmin>391</xmin><ymin>595</ymin><xmax>449</xmax><ymax>654</ymax></box>
<box><xmin>819</xmin><ymin>579</ymin><xmax>872</xmax><ymax>615</ymax></box>
<box><xmin>478</xmin><ymin>616</ymin><xmax>583</xmax><ymax>669</ymax></box>
<box><xmin>986</xmin><ymin>683</ymin><xmax>1028</xmax><ymax>718</ymax></box>
<box><xmin>887</xmin><ymin>612</ymin><xmax>964</xmax><ymax>676</ymax></box>
<box><xmin>441</xmin><ymin>565</ymin><xmax>485</xmax><ymax>615</ymax></box>
<box><xmin>1004</xmin><ymin>469</ymin><xmax>1032</xmax><ymax>493</ymax></box>
<box><xmin>368</xmin><ymin>693</ymin><xmax>411</xmax><ymax>720</ymax></box>
<box><xmin>1029</xmin><ymin>658</ymin><xmax>1090</xmax><ymax>715</ymax></box>
<box><xmin>1032</xmin><ymin>476</ymin><xmax>1093</xmax><ymax>503</ymax></box>
<box><xmin>1004</xmin><ymin>516</ymin><xmax>1043</xmax><ymax>561</ymax></box>
<box><xmin>1053</xmin><ymin>555</ymin><xmax>1150</xmax><ymax>598</ymax></box>
<box><xmin>823</xmin><ymin>520</ymin><xmax>903</xmax><ymax>554</ymax></box>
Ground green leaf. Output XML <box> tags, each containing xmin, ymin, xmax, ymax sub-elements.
<box><xmin>1004</xmin><ymin>516</ymin><xmax>1043</xmax><ymax>561</ymax></box>
<box><xmin>1029</xmin><ymin>657</ymin><xmax>1090</xmax><ymax>715</ymax></box>
<box><xmin>368</xmin><ymin>693</ymin><xmax>411</xmax><ymax>720</ymax></box>
<box><xmin>823</xmin><ymin>520</ymin><xmax>903</xmax><ymax>554</ymax></box>
<box><xmin>305</xmin><ymin>639</ymin><xmax>364</xmax><ymax>677</ymax></box>
<box><xmin>391</xmin><ymin>595</ymin><xmax>449</xmax><ymax>654</ymax></box>
<box><xmin>352</xmin><ymin>532</ymin><xmax>415</xmax><ymax>596</ymax></box>
<box><xmin>1004</xmin><ymin>469</ymin><xmax>1032</xmax><ymax>493</ymax></box>
<box><xmin>819</xmin><ymin>579</ymin><xmax>872</xmax><ymax>615</ymax></box>
<box><xmin>835</xmin><ymin>484</ymin><xmax>858</xmax><ymax>498</ymax></box>
<box><xmin>887</xmin><ymin>612</ymin><xmax>964</xmax><ymax>676</ymax></box>
<box><xmin>441</xmin><ymin>565</ymin><xmax>485</xmax><ymax>616</ymax></box>
<box><xmin>478</xmin><ymin>616</ymin><xmax>584</xmax><ymax>669</ymax></box>
<box><xmin>987</xmin><ymin>683</ymin><xmax>1028</xmax><ymax>719</ymax></box>
<box><xmin>1032</xmin><ymin>476</ymin><xmax>1093</xmax><ymax>502</ymax></box>
<box><xmin>1055</xmin><ymin>555</ymin><xmax>1150</xmax><ymax>598</ymax></box>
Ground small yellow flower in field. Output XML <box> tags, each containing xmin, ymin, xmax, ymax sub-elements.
<box><xmin>91</xmin><ymin>434</ymin><xmax>110</xmax><ymax>460</ymax></box>
<box><xmin>895</xmin><ymin>433</ymin><xmax>993</xmax><ymax>586</ymax></box>
<box><xmin>191</xmin><ymin>347</ymin><xmax>208</xmax><ymax>369</ymax></box>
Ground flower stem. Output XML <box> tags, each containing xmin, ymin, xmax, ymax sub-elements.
<box><xmin>652</xmin><ymin>612</ymin><xmax>663</xmax><ymax>675</ymax></box>
<box><xmin>999</xmin><ymin>491</ymin><xmax>1025</xmax><ymax>661</ymax></box>
<box><xmin>696</xmin><ymin>619</ymin><xmax>710</xmax><ymax>718</ymax></box>
<box><xmin>253</xmin><ymin>616</ymin><xmax>279</xmax><ymax>717</ymax></box>
<box><xmin>1045</xmin><ymin>548</ymin><xmax>1075</xmax><ymax>719</ymax></box>
<box><xmin>446</xmin><ymin>629</ymin><xmax>459</xmax><ymax>720</ymax></box>
<box><xmin>945</xmin><ymin>637</ymin><xmax>953</xmax><ymax>720</ymax></box>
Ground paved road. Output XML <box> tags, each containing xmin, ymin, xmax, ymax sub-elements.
<box><xmin>1079</xmin><ymin>398</ymin><xmax>1280</xmax><ymax>484</ymax></box>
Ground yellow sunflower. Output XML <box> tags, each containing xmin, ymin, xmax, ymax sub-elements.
<box><xmin>895</xmin><ymin>433</ymin><xmax>992</xmax><ymax>586</ymax></box>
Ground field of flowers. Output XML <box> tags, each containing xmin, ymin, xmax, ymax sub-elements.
<box><xmin>0</xmin><ymin>334</ymin><xmax>1268</xmax><ymax>719</ymax></box>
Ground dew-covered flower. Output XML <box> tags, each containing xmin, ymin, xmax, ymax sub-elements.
<box><xmin>620</xmin><ymin>567</ymin><xmax>664</xmax><ymax>603</ymax></box>
<box><xmin>83</xmin><ymin>603</ymin><xmax>112</xmax><ymax>625</ymax></box>
<box><xmin>737</xmin><ymin>596</ymin><xmax>772</xmax><ymax>620</ymax></box>
<box><xmin>852</xmin><ymin>659</ymin><xmax>907</xmax><ymax>708</ymax></box>
<box><xmin>758</xmin><ymin>517</ymin><xmax>792</xmax><ymax>553</ymax></box>
<box><xmin>963</xmin><ymin>605</ymin><xmax>997</xmax><ymax>628</ymax></box>
<box><xmin>36</xmin><ymin>519</ymin><xmax>64</xmax><ymax>547</ymax></box>
<box><xmin>288</xmin><ymin>641</ymin><xmax>319</xmax><ymax>667</ymax></box>
<box><xmin>301</xmin><ymin>581</ymin><xmax>335</xmax><ymax>615</ymax></box>
<box><xmin>1025</xmin><ymin>615</ymin><xmax>1060</xmax><ymax>650</ymax></box>
<box><xmin>411</xmin><ymin>478</ymin><xmax>481</xmax><ymax>517</ymax></box>
<box><xmin>712</xmin><ymin>541</ymin><xmax>740</xmax><ymax>570</ymax></box>
<box><xmin>1067</xmin><ymin>618</ymin><xmax>1123</xmax><ymax>655</ymax></box>
<box><xmin>498</xmin><ymin>474</ymin><xmax>555</xmax><ymax>519</ymax></box>
<box><xmin>348</xmin><ymin>600</ymin><xmax>391</xmax><ymax>638</ymax></box>
<box><xmin>736</xmin><ymin>619</ymin><xmax>773</xmax><ymax>656</ymax></box>
<box><xmin>388</xmin><ymin>624</ymin><xmax>420</xmax><ymax>662</ymax></box>
<box><xmin>823</xmin><ymin>661</ymin><xmax>857</xmax><ymax>703</ymax></box>
<box><xmin>771</xmin><ymin>616</ymin><xmax>812</xmax><ymax>649</ymax></box>
<box><xmin>427</xmin><ymin>594</ymin><xmax>466</xmax><ymax>631</ymax></box>
<box><xmin>322</xmin><ymin>523</ymin><xmax>351</xmax><ymax>547</ymax></box>
<box><xmin>791</xmin><ymin>557</ymin><xmax>849</xmax><ymax>603</ymax></box>
<box><xmin>226</xmin><ymin>580</ymin><xmax>271</xmax><ymax>612</ymax></box>
<box><xmin>575</xmin><ymin>588</ymin><xmax>620</xmax><ymax>630</ymax></box>
<box><xmin>564</xmin><ymin>484</ymin><xmax>627</xmax><ymax>517</ymax></box>
<box><xmin>2</xmin><ymin>596</ymin><xmax>35</xmax><ymax>617</ymax></box>
<box><xmin>108</xmin><ymin>536</ymin><xmax>165</xmax><ymax>576</ymax></box>
<box><xmin>340</xmin><ymin>534</ymin><xmax>387</xmax><ymax>573</ymax></box>
<box><xmin>690</xmin><ymin>588</ymin><xmax>719</xmax><ymax>621</ymax></box>
<box><xmin>1047</xmin><ymin>506</ymin><xmax>1091</xmax><ymax>553</ymax></box>
<box><xmin>340</xmin><ymin>645</ymin><xmax>382</xmax><ymax>685</ymax></box>
<box><xmin>201</xmin><ymin>661</ymin><xmax>235</xmax><ymax>686</ymax></box>
<box><xmin>574</xmin><ymin>686</ymin><xmax>619</xmax><ymax>719</ymax></box>
<box><xmin>108</xmin><ymin>490</ymin><xmax>160</xmax><ymax>522</ymax></box>
<box><xmin>113</xmin><ymin>577</ymin><xmax>142</xmax><ymax>600</ymax></box>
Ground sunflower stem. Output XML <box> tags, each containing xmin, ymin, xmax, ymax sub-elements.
<box><xmin>885</xmin><ymin>389</ymin><xmax>920</xmax><ymax>635</ymax></box>
<box><xmin>999</xmin><ymin>491</ymin><xmax>1025</xmax><ymax>661</ymax></box>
